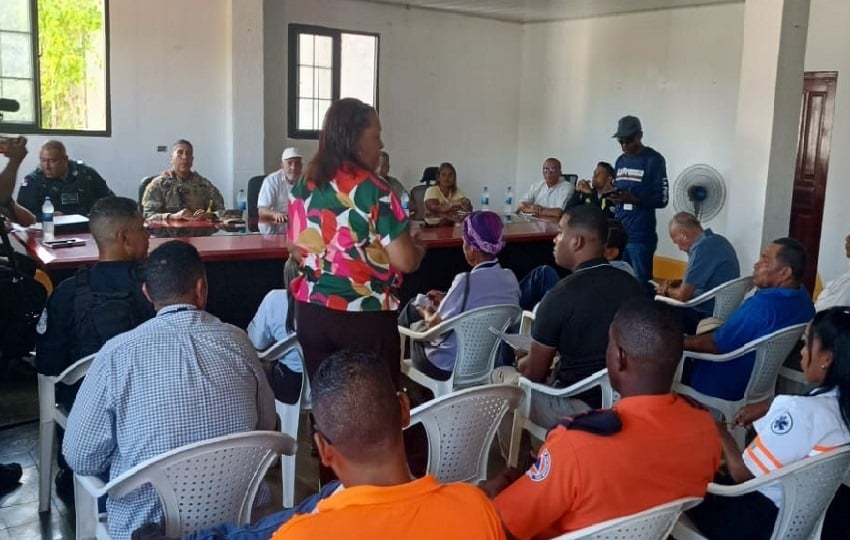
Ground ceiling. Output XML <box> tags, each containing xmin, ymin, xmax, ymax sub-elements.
<box><xmin>353</xmin><ymin>0</ymin><xmax>741</xmax><ymax>23</ymax></box>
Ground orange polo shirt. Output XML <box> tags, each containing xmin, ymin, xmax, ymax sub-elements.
<box><xmin>495</xmin><ymin>394</ymin><xmax>720</xmax><ymax>539</ymax></box>
<box><xmin>272</xmin><ymin>474</ymin><xmax>506</xmax><ymax>540</ymax></box>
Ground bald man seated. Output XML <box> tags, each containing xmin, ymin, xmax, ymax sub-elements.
<box><xmin>483</xmin><ymin>298</ymin><xmax>721</xmax><ymax>539</ymax></box>
<box><xmin>18</xmin><ymin>139</ymin><xmax>113</xmax><ymax>217</ymax></box>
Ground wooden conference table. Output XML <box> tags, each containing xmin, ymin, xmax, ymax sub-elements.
<box><xmin>12</xmin><ymin>214</ymin><xmax>559</xmax><ymax>328</ymax></box>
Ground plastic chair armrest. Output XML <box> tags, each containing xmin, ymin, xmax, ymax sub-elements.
<box><xmin>707</xmin><ymin>474</ymin><xmax>779</xmax><ymax>496</ymax></box>
<box><xmin>682</xmin><ymin>349</ymin><xmax>744</xmax><ymax>363</ymax></box>
<box><xmin>398</xmin><ymin>324</ymin><xmax>443</xmax><ymax>342</ymax></box>
<box><xmin>75</xmin><ymin>474</ymin><xmax>108</xmax><ymax>498</ymax></box>
<box><xmin>654</xmin><ymin>295</ymin><xmax>689</xmax><ymax>308</ymax></box>
<box><xmin>522</xmin><ymin>368</ymin><xmax>610</xmax><ymax>397</ymax></box>
<box><xmin>55</xmin><ymin>354</ymin><xmax>96</xmax><ymax>386</ymax></box>
<box><xmin>401</xmin><ymin>359</ymin><xmax>438</xmax><ymax>389</ymax></box>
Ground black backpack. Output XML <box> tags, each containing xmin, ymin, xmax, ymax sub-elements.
<box><xmin>0</xmin><ymin>222</ymin><xmax>48</xmax><ymax>359</ymax></box>
<box><xmin>72</xmin><ymin>265</ymin><xmax>153</xmax><ymax>360</ymax></box>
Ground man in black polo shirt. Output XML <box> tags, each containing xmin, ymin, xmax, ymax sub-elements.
<box><xmin>524</xmin><ymin>205</ymin><xmax>645</xmax><ymax>388</ymax></box>
<box><xmin>494</xmin><ymin>205</ymin><xmax>645</xmax><ymax>456</ymax></box>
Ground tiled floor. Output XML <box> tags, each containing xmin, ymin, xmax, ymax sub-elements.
<box><xmin>0</xmin><ymin>422</ymin><xmax>74</xmax><ymax>540</ymax></box>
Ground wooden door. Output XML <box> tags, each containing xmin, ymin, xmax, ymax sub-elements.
<box><xmin>790</xmin><ymin>71</ymin><xmax>837</xmax><ymax>294</ymax></box>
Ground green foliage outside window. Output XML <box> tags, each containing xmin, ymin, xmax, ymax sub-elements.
<box><xmin>38</xmin><ymin>0</ymin><xmax>105</xmax><ymax>130</ymax></box>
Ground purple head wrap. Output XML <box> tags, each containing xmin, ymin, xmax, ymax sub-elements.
<box><xmin>462</xmin><ymin>211</ymin><xmax>505</xmax><ymax>255</ymax></box>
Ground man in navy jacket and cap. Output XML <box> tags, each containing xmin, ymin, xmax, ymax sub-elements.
<box><xmin>610</xmin><ymin>115</ymin><xmax>668</xmax><ymax>286</ymax></box>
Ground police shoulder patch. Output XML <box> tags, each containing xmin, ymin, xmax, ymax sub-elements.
<box><xmin>770</xmin><ymin>410</ymin><xmax>793</xmax><ymax>435</ymax></box>
<box><xmin>526</xmin><ymin>449</ymin><xmax>552</xmax><ymax>482</ymax></box>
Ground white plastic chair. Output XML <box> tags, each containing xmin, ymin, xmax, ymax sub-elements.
<box><xmin>518</xmin><ymin>309</ymin><xmax>535</xmax><ymax>335</ymax></box>
<box><xmin>507</xmin><ymin>369</ymin><xmax>618</xmax><ymax>468</ymax></box>
<box><xmin>400</xmin><ymin>304</ymin><xmax>521</xmax><ymax>398</ymax></box>
<box><xmin>777</xmin><ymin>365</ymin><xmax>810</xmax><ymax>396</ymax></box>
<box><xmin>74</xmin><ymin>430</ymin><xmax>295</xmax><ymax>540</ymax></box>
<box><xmin>655</xmin><ymin>275</ymin><xmax>754</xmax><ymax>320</ymax></box>
<box><xmin>556</xmin><ymin>497</ymin><xmax>701</xmax><ymax>540</ymax></box>
<box><xmin>672</xmin><ymin>446</ymin><xmax>850</xmax><ymax>540</ymax></box>
<box><xmin>37</xmin><ymin>353</ymin><xmax>96</xmax><ymax>512</ymax></box>
<box><xmin>406</xmin><ymin>384</ymin><xmax>523</xmax><ymax>484</ymax></box>
<box><xmin>257</xmin><ymin>334</ymin><xmax>308</xmax><ymax>508</ymax></box>
<box><xmin>674</xmin><ymin>323</ymin><xmax>806</xmax><ymax>444</ymax></box>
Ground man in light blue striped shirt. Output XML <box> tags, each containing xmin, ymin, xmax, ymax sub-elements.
<box><xmin>64</xmin><ymin>241</ymin><xmax>276</xmax><ymax>540</ymax></box>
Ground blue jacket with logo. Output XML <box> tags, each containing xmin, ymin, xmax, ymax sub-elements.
<box><xmin>613</xmin><ymin>146</ymin><xmax>668</xmax><ymax>244</ymax></box>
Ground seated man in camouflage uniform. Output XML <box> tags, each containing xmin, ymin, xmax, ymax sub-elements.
<box><xmin>142</xmin><ymin>139</ymin><xmax>225</xmax><ymax>222</ymax></box>
<box><xmin>17</xmin><ymin>140</ymin><xmax>114</xmax><ymax>217</ymax></box>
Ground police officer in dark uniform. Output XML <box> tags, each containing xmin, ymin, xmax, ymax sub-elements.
<box><xmin>17</xmin><ymin>140</ymin><xmax>114</xmax><ymax>217</ymax></box>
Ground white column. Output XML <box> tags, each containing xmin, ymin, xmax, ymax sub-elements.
<box><xmin>726</xmin><ymin>0</ymin><xmax>810</xmax><ymax>269</ymax></box>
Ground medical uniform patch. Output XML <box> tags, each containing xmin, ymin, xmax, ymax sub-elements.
<box><xmin>527</xmin><ymin>449</ymin><xmax>551</xmax><ymax>482</ymax></box>
<box><xmin>771</xmin><ymin>411</ymin><xmax>793</xmax><ymax>435</ymax></box>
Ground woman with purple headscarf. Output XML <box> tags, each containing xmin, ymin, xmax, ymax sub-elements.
<box><xmin>399</xmin><ymin>210</ymin><xmax>520</xmax><ymax>381</ymax></box>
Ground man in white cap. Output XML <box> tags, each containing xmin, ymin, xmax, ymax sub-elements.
<box><xmin>258</xmin><ymin>147</ymin><xmax>303</xmax><ymax>223</ymax></box>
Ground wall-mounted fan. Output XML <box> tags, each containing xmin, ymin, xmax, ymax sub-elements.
<box><xmin>672</xmin><ymin>164</ymin><xmax>727</xmax><ymax>222</ymax></box>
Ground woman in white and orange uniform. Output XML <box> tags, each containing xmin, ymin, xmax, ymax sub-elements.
<box><xmin>687</xmin><ymin>306</ymin><xmax>850</xmax><ymax>540</ymax></box>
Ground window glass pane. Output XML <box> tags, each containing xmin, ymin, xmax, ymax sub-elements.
<box><xmin>0</xmin><ymin>0</ymin><xmax>30</xmax><ymax>32</ymax></box>
<box><xmin>316</xmin><ymin>67</ymin><xmax>332</xmax><ymax>100</ymax></box>
<box><xmin>316</xmin><ymin>99</ymin><xmax>331</xmax><ymax>128</ymax></box>
<box><xmin>340</xmin><ymin>34</ymin><xmax>377</xmax><ymax>105</ymax></box>
<box><xmin>0</xmin><ymin>31</ymin><xmax>33</xmax><ymax>78</ymax></box>
<box><xmin>298</xmin><ymin>66</ymin><xmax>314</xmax><ymax>99</ymax></box>
<box><xmin>314</xmin><ymin>35</ymin><xmax>332</xmax><ymax>68</ymax></box>
<box><xmin>298</xmin><ymin>34</ymin><xmax>314</xmax><ymax>66</ymax></box>
<box><xmin>298</xmin><ymin>98</ymin><xmax>314</xmax><ymax>131</ymax></box>
<box><xmin>37</xmin><ymin>0</ymin><xmax>107</xmax><ymax>131</ymax></box>
<box><xmin>0</xmin><ymin>78</ymin><xmax>35</xmax><ymax>123</ymax></box>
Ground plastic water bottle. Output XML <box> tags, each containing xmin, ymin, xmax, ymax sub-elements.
<box><xmin>42</xmin><ymin>197</ymin><xmax>55</xmax><ymax>241</ymax></box>
<box><xmin>237</xmin><ymin>189</ymin><xmax>247</xmax><ymax>218</ymax></box>
<box><xmin>481</xmin><ymin>186</ymin><xmax>490</xmax><ymax>210</ymax></box>
<box><xmin>504</xmin><ymin>186</ymin><xmax>513</xmax><ymax>214</ymax></box>
<box><xmin>400</xmin><ymin>191</ymin><xmax>410</xmax><ymax>216</ymax></box>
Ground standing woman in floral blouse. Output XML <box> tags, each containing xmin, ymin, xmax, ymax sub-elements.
<box><xmin>289</xmin><ymin>98</ymin><xmax>426</xmax><ymax>385</ymax></box>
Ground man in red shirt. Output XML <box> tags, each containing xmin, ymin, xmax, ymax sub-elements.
<box><xmin>485</xmin><ymin>298</ymin><xmax>721</xmax><ymax>539</ymax></box>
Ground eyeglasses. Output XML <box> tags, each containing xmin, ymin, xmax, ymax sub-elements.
<box><xmin>542</xmin><ymin>167</ymin><xmax>559</xmax><ymax>173</ymax></box>
<box><xmin>617</xmin><ymin>136</ymin><xmax>635</xmax><ymax>145</ymax></box>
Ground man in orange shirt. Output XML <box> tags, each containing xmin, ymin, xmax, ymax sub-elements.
<box><xmin>272</xmin><ymin>350</ymin><xmax>506</xmax><ymax>540</ymax></box>
<box><xmin>485</xmin><ymin>298</ymin><xmax>721</xmax><ymax>539</ymax></box>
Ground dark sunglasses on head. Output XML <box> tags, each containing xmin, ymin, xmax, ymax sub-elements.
<box><xmin>618</xmin><ymin>136</ymin><xmax>636</xmax><ymax>145</ymax></box>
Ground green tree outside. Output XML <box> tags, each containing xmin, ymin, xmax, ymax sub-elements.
<box><xmin>37</xmin><ymin>0</ymin><xmax>104</xmax><ymax>130</ymax></box>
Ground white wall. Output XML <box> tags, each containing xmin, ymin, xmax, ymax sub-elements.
<box><xmin>807</xmin><ymin>0</ymin><xmax>850</xmax><ymax>283</ymax></box>
<box><xmin>263</xmin><ymin>0</ymin><xmax>523</xmax><ymax>202</ymax></box>
<box><xmin>15</xmin><ymin>0</ymin><xmax>234</xmax><ymax>205</ymax></box>
<box><xmin>517</xmin><ymin>3</ymin><xmax>745</xmax><ymax>262</ymax></box>
<box><xmin>11</xmin><ymin>0</ymin><xmax>849</xmax><ymax>288</ymax></box>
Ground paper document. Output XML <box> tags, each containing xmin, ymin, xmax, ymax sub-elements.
<box><xmin>489</xmin><ymin>326</ymin><xmax>532</xmax><ymax>354</ymax></box>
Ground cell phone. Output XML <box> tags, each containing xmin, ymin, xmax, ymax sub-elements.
<box><xmin>42</xmin><ymin>238</ymin><xmax>86</xmax><ymax>248</ymax></box>
<box><xmin>413</xmin><ymin>293</ymin><xmax>435</xmax><ymax>310</ymax></box>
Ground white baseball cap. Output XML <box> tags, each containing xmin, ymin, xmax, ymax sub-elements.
<box><xmin>281</xmin><ymin>147</ymin><xmax>302</xmax><ymax>161</ymax></box>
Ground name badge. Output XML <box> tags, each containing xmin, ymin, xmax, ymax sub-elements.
<box><xmin>61</xmin><ymin>192</ymin><xmax>81</xmax><ymax>206</ymax></box>
<box><xmin>623</xmin><ymin>203</ymin><xmax>634</xmax><ymax>211</ymax></box>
